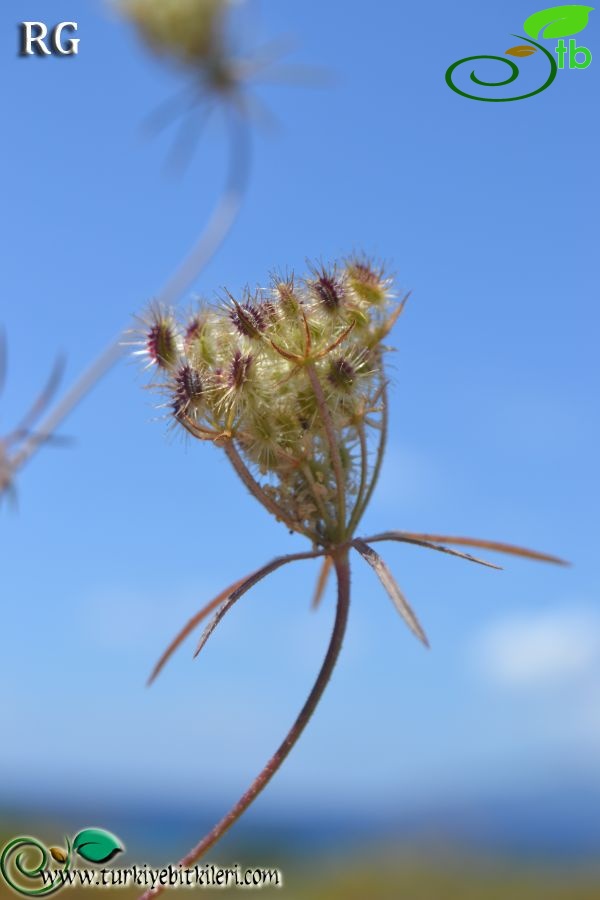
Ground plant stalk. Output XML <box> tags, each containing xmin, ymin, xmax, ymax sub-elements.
<box><xmin>224</xmin><ymin>440</ymin><xmax>315</xmax><ymax>540</ymax></box>
<box><xmin>138</xmin><ymin>549</ymin><xmax>351</xmax><ymax>900</ymax></box>
<box><xmin>306</xmin><ymin>363</ymin><xmax>346</xmax><ymax>540</ymax></box>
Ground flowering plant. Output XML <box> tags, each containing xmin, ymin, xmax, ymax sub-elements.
<box><xmin>137</xmin><ymin>257</ymin><xmax>564</xmax><ymax>898</ymax></box>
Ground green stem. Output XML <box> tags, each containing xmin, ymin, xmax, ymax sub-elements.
<box><xmin>306</xmin><ymin>363</ymin><xmax>346</xmax><ymax>540</ymax></box>
<box><xmin>347</xmin><ymin>375</ymin><xmax>388</xmax><ymax>534</ymax></box>
<box><xmin>346</xmin><ymin>420</ymin><xmax>369</xmax><ymax>538</ymax></box>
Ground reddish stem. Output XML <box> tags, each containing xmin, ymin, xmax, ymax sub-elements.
<box><xmin>138</xmin><ymin>550</ymin><xmax>351</xmax><ymax>900</ymax></box>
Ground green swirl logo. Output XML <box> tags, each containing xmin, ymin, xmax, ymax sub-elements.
<box><xmin>0</xmin><ymin>837</ymin><xmax>71</xmax><ymax>897</ymax></box>
<box><xmin>0</xmin><ymin>830</ymin><xmax>122</xmax><ymax>896</ymax></box>
<box><xmin>446</xmin><ymin>4</ymin><xmax>594</xmax><ymax>101</ymax></box>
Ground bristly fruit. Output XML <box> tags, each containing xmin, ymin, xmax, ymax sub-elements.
<box><xmin>143</xmin><ymin>308</ymin><xmax>180</xmax><ymax>370</ymax></box>
<box><xmin>307</xmin><ymin>263</ymin><xmax>348</xmax><ymax>314</ymax></box>
<box><xmin>136</xmin><ymin>257</ymin><xmax>402</xmax><ymax>547</ymax></box>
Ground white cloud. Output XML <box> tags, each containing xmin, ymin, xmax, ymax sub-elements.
<box><xmin>473</xmin><ymin>608</ymin><xmax>600</xmax><ymax>687</ymax></box>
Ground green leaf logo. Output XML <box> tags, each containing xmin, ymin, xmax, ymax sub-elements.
<box><xmin>72</xmin><ymin>829</ymin><xmax>123</xmax><ymax>864</ymax></box>
<box><xmin>523</xmin><ymin>5</ymin><xmax>594</xmax><ymax>39</ymax></box>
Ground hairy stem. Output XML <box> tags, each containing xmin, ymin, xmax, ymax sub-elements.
<box><xmin>346</xmin><ymin>419</ymin><xmax>369</xmax><ymax>538</ymax></box>
<box><xmin>147</xmin><ymin>573</ymin><xmax>249</xmax><ymax>686</ymax></box>
<box><xmin>224</xmin><ymin>441</ymin><xmax>315</xmax><ymax>541</ymax></box>
<box><xmin>193</xmin><ymin>548</ymin><xmax>327</xmax><ymax>658</ymax></box>
<box><xmin>349</xmin><ymin>373</ymin><xmax>388</xmax><ymax>531</ymax></box>
<box><xmin>363</xmin><ymin>531</ymin><xmax>568</xmax><ymax>566</ymax></box>
<box><xmin>138</xmin><ymin>550</ymin><xmax>351</xmax><ymax>900</ymax></box>
<box><xmin>300</xmin><ymin>461</ymin><xmax>337</xmax><ymax>535</ymax></box>
<box><xmin>306</xmin><ymin>363</ymin><xmax>346</xmax><ymax>539</ymax></box>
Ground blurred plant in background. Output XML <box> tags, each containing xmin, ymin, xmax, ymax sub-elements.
<box><xmin>1</xmin><ymin>0</ymin><xmax>263</xmax><ymax>503</ymax></box>
<box><xmin>118</xmin><ymin>0</ymin><xmax>239</xmax><ymax>92</ymax></box>
<box><xmin>0</xmin><ymin>332</ymin><xmax>65</xmax><ymax>504</ymax></box>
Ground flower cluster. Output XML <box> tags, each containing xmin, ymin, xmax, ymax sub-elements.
<box><xmin>138</xmin><ymin>258</ymin><xmax>405</xmax><ymax>548</ymax></box>
<box><xmin>116</xmin><ymin>0</ymin><xmax>237</xmax><ymax>91</ymax></box>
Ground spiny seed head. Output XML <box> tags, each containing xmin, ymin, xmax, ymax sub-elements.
<box><xmin>308</xmin><ymin>267</ymin><xmax>345</xmax><ymax>312</ymax></box>
<box><xmin>146</xmin><ymin>314</ymin><xmax>179</xmax><ymax>370</ymax></box>
<box><xmin>136</xmin><ymin>256</ymin><xmax>404</xmax><ymax>545</ymax></box>
<box><xmin>229</xmin><ymin>299</ymin><xmax>267</xmax><ymax>339</ymax></box>
<box><xmin>346</xmin><ymin>259</ymin><xmax>388</xmax><ymax>304</ymax></box>
<box><xmin>328</xmin><ymin>357</ymin><xmax>356</xmax><ymax>392</ymax></box>
<box><xmin>229</xmin><ymin>350</ymin><xmax>253</xmax><ymax>389</ymax></box>
<box><xmin>184</xmin><ymin>314</ymin><xmax>205</xmax><ymax>351</ymax></box>
<box><xmin>272</xmin><ymin>275</ymin><xmax>300</xmax><ymax>316</ymax></box>
<box><xmin>184</xmin><ymin>310</ymin><xmax>218</xmax><ymax>368</ymax></box>
<box><xmin>173</xmin><ymin>363</ymin><xmax>204</xmax><ymax>416</ymax></box>
<box><xmin>261</xmin><ymin>300</ymin><xmax>280</xmax><ymax>326</ymax></box>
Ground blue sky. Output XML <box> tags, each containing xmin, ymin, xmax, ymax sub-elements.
<box><xmin>1</xmin><ymin>0</ymin><xmax>599</xmax><ymax>835</ymax></box>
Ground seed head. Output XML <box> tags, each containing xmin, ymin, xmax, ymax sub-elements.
<box><xmin>115</xmin><ymin>0</ymin><xmax>250</xmax><ymax>108</ymax></box>
<box><xmin>144</xmin><ymin>309</ymin><xmax>180</xmax><ymax>370</ymax></box>
<box><xmin>228</xmin><ymin>350</ymin><xmax>253</xmax><ymax>390</ymax></box>
<box><xmin>346</xmin><ymin>258</ymin><xmax>389</xmax><ymax>305</ymax></box>
<box><xmin>228</xmin><ymin>298</ymin><xmax>267</xmax><ymax>339</ymax></box>
<box><xmin>272</xmin><ymin>275</ymin><xmax>300</xmax><ymax>317</ymax></box>
<box><xmin>172</xmin><ymin>363</ymin><xmax>204</xmax><ymax>418</ymax></box>
<box><xmin>328</xmin><ymin>357</ymin><xmax>356</xmax><ymax>393</ymax></box>
<box><xmin>136</xmin><ymin>257</ymin><xmax>404</xmax><ymax>546</ymax></box>
<box><xmin>308</xmin><ymin>265</ymin><xmax>346</xmax><ymax>312</ymax></box>
<box><xmin>117</xmin><ymin>0</ymin><xmax>231</xmax><ymax>69</ymax></box>
<box><xmin>184</xmin><ymin>314</ymin><xmax>204</xmax><ymax>351</ymax></box>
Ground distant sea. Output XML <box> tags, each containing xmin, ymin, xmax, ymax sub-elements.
<box><xmin>2</xmin><ymin>778</ymin><xmax>599</xmax><ymax>865</ymax></box>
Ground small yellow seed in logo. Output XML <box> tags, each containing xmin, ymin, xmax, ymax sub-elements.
<box><xmin>50</xmin><ymin>847</ymin><xmax>68</xmax><ymax>863</ymax></box>
<box><xmin>505</xmin><ymin>45</ymin><xmax>538</xmax><ymax>57</ymax></box>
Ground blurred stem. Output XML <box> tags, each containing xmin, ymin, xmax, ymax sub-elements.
<box><xmin>138</xmin><ymin>549</ymin><xmax>351</xmax><ymax>900</ymax></box>
<box><xmin>8</xmin><ymin>115</ymin><xmax>251</xmax><ymax>484</ymax></box>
